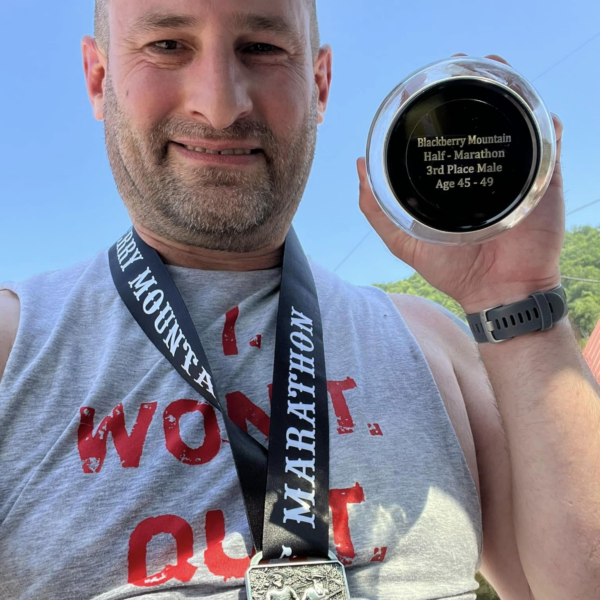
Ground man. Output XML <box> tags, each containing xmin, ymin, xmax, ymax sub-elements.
<box><xmin>0</xmin><ymin>0</ymin><xmax>599</xmax><ymax>599</ymax></box>
<box><xmin>301</xmin><ymin>574</ymin><xmax>328</xmax><ymax>600</ymax></box>
<box><xmin>266</xmin><ymin>574</ymin><xmax>301</xmax><ymax>600</ymax></box>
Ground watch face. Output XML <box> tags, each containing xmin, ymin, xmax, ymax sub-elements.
<box><xmin>385</xmin><ymin>79</ymin><xmax>541</xmax><ymax>233</ymax></box>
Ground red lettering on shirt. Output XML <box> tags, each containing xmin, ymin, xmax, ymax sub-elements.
<box><xmin>223</xmin><ymin>307</ymin><xmax>240</xmax><ymax>356</ymax></box>
<box><xmin>204</xmin><ymin>510</ymin><xmax>251</xmax><ymax>581</ymax></box>
<box><xmin>327</xmin><ymin>378</ymin><xmax>357</xmax><ymax>435</ymax></box>
<box><xmin>77</xmin><ymin>402</ymin><xmax>157</xmax><ymax>473</ymax></box>
<box><xmin>249</xmin><ymin>335</ymin><xmax>262</xmax><ymax>349</ymax></box>
<box><xmin>330</xmin><ymin>483</ymin><xmax>365</xmax><ymax>564</ymax></box>
<box><xmin>371</xmin><ymin>547</ymin><xmax>388</xmax><ymax>562</ymax></box>
<box><xmin>163</xmin><ymin>400</ymin><xmax>221</xmax><ymax>465</ymax></box>
<box><xmin>226</xmin><ymin>391</ymin><xmax>270</xmax><ymax>439</ymax></box>
<box><xmin>128</xmin><ymin>515</ymin><xmax>197</xmax><ymax>587</ymax></box>
<box><xmin>368</xmin><ymin>423</ymin><xmax>383</xmax><ymax>436</ymax></box>
<box><xmin>244</xmin><ymin>380</ymin><xmax>358</xmax><ymax>432</ymax></box>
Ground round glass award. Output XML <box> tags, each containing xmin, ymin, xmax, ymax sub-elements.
<box><xmin>366</xmin><ymin>57</ymin><xmax>557</xmax><ymax>245</ymax></box>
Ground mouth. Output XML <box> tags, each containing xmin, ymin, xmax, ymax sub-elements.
<box><xmin>169</xmin><ymin>141</ymin><xmax>265</xmax><ymax>166</ymax></box>
<box><xmin>171</xmin><ymin>141</ymin><xmax>263</xmax><ymax>156</ymax></box>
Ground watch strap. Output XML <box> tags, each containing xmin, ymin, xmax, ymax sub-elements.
<box><xmin>466</xmin><ymin>285</ymin><xmax>568</xmax><ymax>344</ymax></box>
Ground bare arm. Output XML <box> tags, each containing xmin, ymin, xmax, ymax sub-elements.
<box><xmin>420</xmin><ymin>291</ymin><xmax>600</xmax><ymax>598</ymax></box>
<box><xmin>393</xmin><ymin>295</ymin><xmax>600</xmax><ymax>599</ymax></box>
<box><xmin>477</xmin><ymin>318</ymin><xmax>600</xmax><ymax>599</ymax></box>
<box><xmin>0</xmin><ymin>290</ymin><xmax>20</xmax><ymax>384</ymax></box>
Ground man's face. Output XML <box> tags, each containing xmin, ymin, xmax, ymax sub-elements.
<box><xmin>89</xmin><ymin>0</ymin><xmax>330</xmax><ymax>252</ymax></box>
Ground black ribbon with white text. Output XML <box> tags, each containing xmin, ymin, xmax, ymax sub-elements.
<box><xmin>109</xmin><ymin>227</ymin><xmax>329</xmax><ymax>561</ymax></box>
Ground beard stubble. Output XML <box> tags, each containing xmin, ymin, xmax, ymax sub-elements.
<box><xmin>103</xmin><ymin>75</ymin><xmax>318</xmax><ymax>252</ymax></box>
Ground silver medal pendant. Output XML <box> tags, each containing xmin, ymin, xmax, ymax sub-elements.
<box><xmin>245</xmin><ymin>552</ymin><xmax>351</xmax><ymax>600</ymax></box>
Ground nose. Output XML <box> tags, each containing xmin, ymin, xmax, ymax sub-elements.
<box><xmin>183</xmin><ymin>45</ymin><xmax>253</xmax><ymax>131</ymax></box>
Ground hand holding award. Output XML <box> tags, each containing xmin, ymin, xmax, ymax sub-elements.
<box><xmin>359</xmin><ymin>55</ymin><xmax>564</xmax><ymax>314</ymax></box>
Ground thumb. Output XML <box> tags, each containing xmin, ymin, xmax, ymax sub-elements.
<box><xmin>551</xmin><ymin>113</ymin><xmax>564</xmax><ymax>189</ymax></box>
<box><xmin>357</xmin><ymin>157</ymin><xmax>419</xmax><ymax>264</ymax></box>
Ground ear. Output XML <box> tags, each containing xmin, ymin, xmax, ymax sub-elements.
<box><xmin>82</xmin><ymin>36</ymin><xmax>107</xmax><ymax>121</ymax></box>
<box><xmin>314</xmin><ymin>45</ymin><xmax>333</xmax><ymax>125</ymax></box>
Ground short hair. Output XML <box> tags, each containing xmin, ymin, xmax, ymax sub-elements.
<box><xmin>94</xmin><ymin>0</ymin><xmax>320</xmax><ymax>57</ymax></box>
<box><xmin>94</xmin><ymin>0</ymin><xmax>109</xmax><ymax>53</ymax></box>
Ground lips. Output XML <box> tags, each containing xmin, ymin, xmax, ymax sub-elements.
<box><xmin>171</xmin><ymin>140</ymin><xmax>263</xmax><ymax>155</ymax></box>
<box><xmin>176</xmin><ymin>144</ymin><xmax>259</xmax><ymax>156</ymax></box>
<box><xmin>170</xmin><ymin>142</ymin><xmax>265</xmax><ymax>165</ymax></box>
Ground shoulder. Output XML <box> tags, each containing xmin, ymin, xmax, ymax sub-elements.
<box><xmin>0</xmin><ymin>290</ymin><xmax>21</xmax><ymax>384</ymax></box>
<box><xmin>388</xmin><ymin>293</ymin><xmax>475</xmax><ymax>363</ymax></box>
<box><xmin>0</xmin><ymin>250</ymin><xmax>107</xmax><ymax>383</ymax></box>
<box><xmin>23</xmin><ymin>252</ymin><xmax>102</xmax><ymax>292</ymax></box>
<box><xmin>309</xmin><ymin>262</ymin><xmax>397</xmax><ymax>326</ymax></box>
<box><xmin>309</xmin><ymin>261</ymin><xmax>394</xmax><ymax>307</ymax></box>
<box><xmin>4</xmin><ymin>251</ymin><xmax>107</xmax><ymax>315</ymax></box>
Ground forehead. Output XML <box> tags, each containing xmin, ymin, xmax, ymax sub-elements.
<box><xmin>110</xmin><ymin>0</ymin><xmax>309</xmax><ymax>38</ymax></box>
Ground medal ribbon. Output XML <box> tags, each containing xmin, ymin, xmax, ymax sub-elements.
<box><xmin>109</xmin><ymin>227</ymin><xmax>329</xmax><ymax>560</ymax></box>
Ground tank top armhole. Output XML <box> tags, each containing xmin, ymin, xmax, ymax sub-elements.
<box><xmin>374</xmin><ymin>287</ymin><xmax>485</xmax><ymax>560</ymax></box>
<box><xmin>0</xmin><ymin>283</ymin><xmax>22</xmax><ymax>393</ymax></box>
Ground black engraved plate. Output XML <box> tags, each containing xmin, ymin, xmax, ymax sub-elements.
<box><xmin>385</xmin><ymin>79</ymin><xmax>541</xmax><ymax>233</ymax></box>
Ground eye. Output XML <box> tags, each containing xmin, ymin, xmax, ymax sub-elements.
<box><xmin>243</xmin><ymin>43</ymin><xmax>283</xmax><ymax>55</ymax></box>
<box><xmin>151</xmin><ymin>40</ymin><xmax>184</xmax><ymax>52</ymax></box>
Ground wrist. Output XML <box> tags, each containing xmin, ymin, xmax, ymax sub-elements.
<box><xmin>464</xmin><ymin>282</ymin><xmax>568</xmax><ymax>344</ymax></box>
<box><xmin>459</xmin><ymin>276</ymin><xmax>562</xmax><ymax>315</ymax></box>
<box><xmin>478</xmin><ymin>317</ymin><xmax>575</xmax><ymax>358</ymax></box>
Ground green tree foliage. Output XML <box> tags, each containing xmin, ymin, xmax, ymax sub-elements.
<box><xmin>475</xmin><ymin>573</ymin><xmax>499</xmax><ymax>599</ymax></box>
<box><xmin>375</xmin><ymin>225</ymin><xmax>600</xmax><ymax>344</ymax></box>
<box><xmin>375</xmin><ymin>272</ymin><xmax>465</xmax><ymax>321</ymax></box>
<box><xmin>560</xmin><ymin>226</ymin><xmax>600</xmax><ymax>341</ymax></box>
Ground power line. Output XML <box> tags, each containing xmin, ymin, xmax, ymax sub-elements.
<box><xmin>333</xmin><ymin>231</ymin><xmax>371</xmax><ymax>273</ymax></box>
<box><xmin>333</xmin><ymin>196</ymin><xmax>600</xmax><ymax>274</ymax></box>
<box><xmin>567</xmin><ymin>198</ymin><xmax>600</xmax><ymax>217</ymax></box>
<box><xmin>562</xmin><ymin>276</ymin><xmax>600</xmax><ymax>284</ymax></box>
<box><xmin>335</xmin><ymin>36</ymin><xmax>600</xmax><ymax>275</ymax></box>
<box><xmin>532</xmin><ymin>31</ymin><xmax>600</xmax><ymax>82</ymax></box>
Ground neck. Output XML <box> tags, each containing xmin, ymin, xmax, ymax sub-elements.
<box><xmin>133</xmin><ymin>222</ymin><xmax>285</xmax><ymax>272</ymax></box>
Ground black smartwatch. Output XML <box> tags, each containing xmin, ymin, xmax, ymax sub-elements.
<box><xmin>466</xmin><ymin>285</ymin><xmax>568</xmax><ymax>344</ymax></box>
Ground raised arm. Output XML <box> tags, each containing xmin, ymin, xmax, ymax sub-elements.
<box><xmin>358</xmin><ymin>60</ymin><xmax>600</xmax><ymax>597</ymax></box>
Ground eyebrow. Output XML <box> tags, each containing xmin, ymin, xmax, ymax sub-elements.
<box><xmin>231</xmin><ymin>12</ymin><xmax>301</xmax><ymax>40</ymax></box>
<box><xmin>232</xmin><ymin>12</ymin><xmax>306</xmax><ymax>49</ymax></box>
<box><xmin>126</xmin><ymin>10</ymin><xmax>305</xmax><ymax>49</ymax></box>
<box><xmin>127</xmin><ymin>12</ymin><xmax>200</xmax><ymax>37</ymax></box>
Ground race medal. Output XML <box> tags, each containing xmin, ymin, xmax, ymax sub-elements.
<box><xmin>246</xmin><ymin>553</ymin><xmax>351</xmax><ymax>600</ymax></box>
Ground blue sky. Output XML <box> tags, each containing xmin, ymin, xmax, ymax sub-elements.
<box><xmin>1</xmin><ymin>0</ymin><xmax>599</xmax><ymax>286</ymax></box>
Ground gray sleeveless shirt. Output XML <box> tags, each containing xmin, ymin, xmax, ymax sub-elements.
<box><xmin>0</xmin><ymin>249</ymin><xmax>482</xmax><ymax>599</ymax></box>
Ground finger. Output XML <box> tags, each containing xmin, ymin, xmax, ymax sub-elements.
<box><xmin>357</xmin><ymin>158</ymin><xmax>381</xmax><ymax>222</ymax></box>
<box><xmin>357</xmin><ymin>158</ymin><xmax>417</xmax><ymax>260</ymax></box>
<box><xmin>357</xmin><ymin>158</ymin><xmax>399</xmax><ymax>240</ymax></box>
<box><xmin>551</xmin><ymin>113</ymin><xmax>563</xmax><ymax>166</ymax></box>
<box><xmin>452</xmin><ymin>53</ymin><xmax>468</xmax><ymax>57</ymax></box>
<box><xmin>552</xmin><ymin>113</ymin><xmax>563</xmax><ymax>147</ymax></box>
<box><xmin>484</xmin><ymin>54</ymin><xmax>511</xmax><ymax>66</ymax></box>
<box><xmin>401</xmin><ymin>72</ymin><xmax>429</xmax><ymax>104</ymax></box>
<box><xmin>551</xmin><ymin>114</ymin><xmax>563</xmax><ymax>184</ymax></box>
